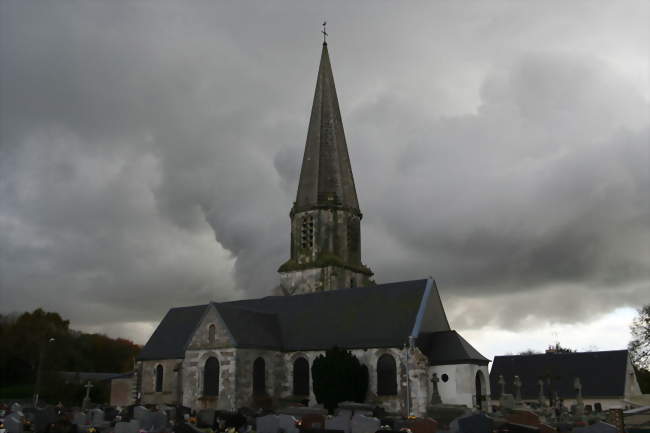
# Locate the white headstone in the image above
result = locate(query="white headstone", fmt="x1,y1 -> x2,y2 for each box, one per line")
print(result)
256,414 -> 279,433
277,415 -> 298,433
350,414 -> 380,433
326,414 -> 351,433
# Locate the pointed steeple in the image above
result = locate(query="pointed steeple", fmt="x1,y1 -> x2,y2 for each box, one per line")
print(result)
278,41 -> 373,295
294,42 -> 360,215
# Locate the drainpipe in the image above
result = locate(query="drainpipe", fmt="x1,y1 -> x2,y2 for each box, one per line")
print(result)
404,342 -> 410,417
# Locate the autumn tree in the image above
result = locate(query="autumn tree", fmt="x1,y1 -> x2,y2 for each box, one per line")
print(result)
629,304 -> 650,369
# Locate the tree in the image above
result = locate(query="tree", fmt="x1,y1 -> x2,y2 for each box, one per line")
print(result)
629,304 -> 650,369
311,347 -> 368,413
545,342 -> 575,353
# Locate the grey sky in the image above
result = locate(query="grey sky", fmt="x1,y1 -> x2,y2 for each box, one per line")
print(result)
1,1 -> 648,356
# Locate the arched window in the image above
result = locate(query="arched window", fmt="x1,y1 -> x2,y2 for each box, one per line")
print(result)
204,357 -> 220,396
253,357 -> 266,395
155,364 -> 163,392
377,354 -> 397,395
293,357 -> 309,396
208,324 -> 216,344
475,371 -> 486,410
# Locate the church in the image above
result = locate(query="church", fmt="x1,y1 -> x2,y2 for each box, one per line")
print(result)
135,41 -> 490,416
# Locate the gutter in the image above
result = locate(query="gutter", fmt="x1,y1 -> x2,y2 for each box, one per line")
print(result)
410,277 -> 434,339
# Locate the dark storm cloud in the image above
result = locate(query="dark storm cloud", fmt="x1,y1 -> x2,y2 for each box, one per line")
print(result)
0,0 -> 647,341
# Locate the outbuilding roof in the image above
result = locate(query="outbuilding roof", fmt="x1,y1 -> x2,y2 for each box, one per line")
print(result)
138,278 -> 485,364
489,350 -> 631,399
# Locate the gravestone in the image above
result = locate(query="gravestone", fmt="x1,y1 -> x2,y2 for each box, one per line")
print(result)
24,407 -> 53,433
333,409 -> 353,419
350,414 -> 380,433
495,423 -> 538,432
301,414 -> 326,430
325,414 -> 351,433
136,406 -> 157,430
426,405 -> 470,430
277,414 -> 298,433
430,374 -> 442,405
128,419 -> 140,433
133,406 -> 148,423
449,412 -> 494,433
594,403 -> 603,413
5,413 -> 24,433
10,403 -> 23,415
89,408 -> 104,426
72,412 -> 88,427
151,410 -> 168,431
573,421 -> 619,433
114,421 -> 131,433
197,409 -> 216,428
256,414 -> 279,433
505,409 -> 541,427
104,407 -> 118,422
395,417 -> 437,433
337,403 -> 374,417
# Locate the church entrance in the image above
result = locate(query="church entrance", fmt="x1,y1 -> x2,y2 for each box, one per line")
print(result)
475,371 -> 486,411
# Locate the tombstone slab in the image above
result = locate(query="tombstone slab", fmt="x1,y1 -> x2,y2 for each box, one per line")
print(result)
573,422 -> 619,433
256,414 -> 279,433
403,417 -> 437,433
114,421 -> 131,433
277,414 -> 298,433
449,413 -> 494,433
350,414 -> 380,433
301,414 -> 326,431
72,412 -> 88,427
5,413 -> 23,433
325,414 -> 351,433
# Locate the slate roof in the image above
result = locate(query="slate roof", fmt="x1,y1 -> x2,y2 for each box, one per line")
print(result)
489,350 -> 630,399
138,279 -> 477,361
137,304 -> 208,360
294,42 -> 359,213
417,330 -> 490,366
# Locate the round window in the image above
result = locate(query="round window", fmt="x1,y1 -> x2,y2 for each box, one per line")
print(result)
441,373 -> 449,382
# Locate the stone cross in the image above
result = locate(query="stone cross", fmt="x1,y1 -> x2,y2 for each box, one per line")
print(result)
498,374 -> 506,397
513,375 -> 522,403
82,381 -> 93,409
574,377 -> 584,416
430,373 -> 442,405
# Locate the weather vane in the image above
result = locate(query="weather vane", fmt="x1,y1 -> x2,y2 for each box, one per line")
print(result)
322,21 -> 328,43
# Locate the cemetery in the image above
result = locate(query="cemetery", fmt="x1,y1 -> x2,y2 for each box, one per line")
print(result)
1,375 -> 649,433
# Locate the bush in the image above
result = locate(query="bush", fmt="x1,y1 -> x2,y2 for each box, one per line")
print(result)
311,347 -> 368,413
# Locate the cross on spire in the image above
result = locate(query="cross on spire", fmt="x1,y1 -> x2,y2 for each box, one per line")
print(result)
322,21 -> 328,44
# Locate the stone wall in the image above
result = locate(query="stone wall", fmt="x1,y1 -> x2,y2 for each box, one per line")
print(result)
110,376 -> 135,407
182,304 -> 238,409
430,363 -> 491,410
140,358 -> 183,405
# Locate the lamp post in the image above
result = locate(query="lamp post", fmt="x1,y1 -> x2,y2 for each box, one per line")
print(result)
33,337 -> 55,407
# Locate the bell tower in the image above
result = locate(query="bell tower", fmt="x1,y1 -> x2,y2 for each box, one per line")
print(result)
278,41 -> 374,295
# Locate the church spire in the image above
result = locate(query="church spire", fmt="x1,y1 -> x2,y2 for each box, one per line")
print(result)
293,41 -> 360,215
278,41 -> 373,295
